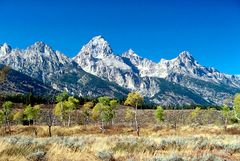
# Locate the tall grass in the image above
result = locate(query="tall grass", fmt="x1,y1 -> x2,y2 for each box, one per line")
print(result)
0,132 -> 239,161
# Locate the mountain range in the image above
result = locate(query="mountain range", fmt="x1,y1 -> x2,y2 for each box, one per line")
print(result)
1,36 -> 240,106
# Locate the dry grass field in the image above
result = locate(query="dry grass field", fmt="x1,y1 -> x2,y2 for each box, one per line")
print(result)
0,124 -> 239,161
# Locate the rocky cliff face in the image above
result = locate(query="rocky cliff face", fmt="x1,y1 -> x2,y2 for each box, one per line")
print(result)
1,36 -> 239,105
74,36 -> 141,90
0,42 -> 128,98
0,64 -> 53,96
74,36 -> 240,105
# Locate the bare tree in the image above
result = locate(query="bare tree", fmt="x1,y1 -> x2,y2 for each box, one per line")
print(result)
46,90 -> 57,137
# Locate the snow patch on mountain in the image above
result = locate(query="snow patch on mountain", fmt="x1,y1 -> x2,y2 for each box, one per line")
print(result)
0,43 -> 12,59
1,35 -> 240,106
74,36 -> 240,105
0,41 -> 73,82
74,36 -> 140,90
0,41 -> 128,98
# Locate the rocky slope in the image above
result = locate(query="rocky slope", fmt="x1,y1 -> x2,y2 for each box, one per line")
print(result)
0,42 -> 128,98
1,36 -> 239,106
74,36 -> 240,105
0,64 -> 53,96
73,36 -> 140,90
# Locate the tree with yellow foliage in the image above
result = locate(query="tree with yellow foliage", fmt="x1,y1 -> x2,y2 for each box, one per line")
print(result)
124,92 -> 143,135
233,93 -> 240,121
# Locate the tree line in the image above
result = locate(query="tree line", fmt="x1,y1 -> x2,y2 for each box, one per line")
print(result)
1,67 -> 240,137
0,91 -> 239,137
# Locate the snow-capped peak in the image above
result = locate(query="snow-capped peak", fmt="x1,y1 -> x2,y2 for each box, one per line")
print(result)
91,35 -> 106,42
1,38 -> 240,106
177,51 -> 194,61
0,43 -> 12,54
89,35 -> 109,48
27,41 -> 53,53
126,49 -> 138,57
77,35 -> 113,59
0,41 -> 75,84
122,49 -> 140,58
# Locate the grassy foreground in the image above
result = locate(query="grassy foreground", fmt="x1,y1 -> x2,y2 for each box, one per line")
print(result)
0,125 -> 239,161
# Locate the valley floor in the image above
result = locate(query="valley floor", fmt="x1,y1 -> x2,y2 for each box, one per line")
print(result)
0,125 -> 239,161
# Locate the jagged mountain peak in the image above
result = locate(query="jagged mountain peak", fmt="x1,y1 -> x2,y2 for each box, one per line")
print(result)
23,42 -> 73,65
34,41 -> 46,46
179,50 -> 191,56
177,51 -> 195,62
0,41 -> 74,81
122,49 -> 141,58
91,35 -> 105,41
1,38 -> 240,106
77,35 -> 113,59
158,51 -> 195,65
89,35 -> 109,48
89,35 -> 111,51
0,43 -> 12,54
168,51 -> 200,70
126,49 -> 136,55
27,41 -> 53,53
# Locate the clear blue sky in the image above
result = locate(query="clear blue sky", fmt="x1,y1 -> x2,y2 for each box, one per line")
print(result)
0,0 -> 240,74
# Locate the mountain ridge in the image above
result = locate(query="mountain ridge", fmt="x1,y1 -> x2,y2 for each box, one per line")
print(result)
1,36 -> 240,105
73,36 -> 240,105
0,41 -> 129,99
